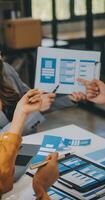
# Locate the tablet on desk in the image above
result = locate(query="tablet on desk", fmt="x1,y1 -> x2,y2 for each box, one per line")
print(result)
14,143 -> 40,181
58,154 -> 105,193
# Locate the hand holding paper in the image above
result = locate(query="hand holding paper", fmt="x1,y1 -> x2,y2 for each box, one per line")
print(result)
40,93 -> 56,112
69,78 -> 105,104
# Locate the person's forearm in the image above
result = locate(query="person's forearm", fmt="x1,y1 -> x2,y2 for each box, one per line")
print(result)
9,108 -> 27,136
36,191 -> 51,200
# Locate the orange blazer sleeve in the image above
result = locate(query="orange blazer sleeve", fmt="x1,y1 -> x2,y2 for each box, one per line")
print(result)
0,132 -> 21,194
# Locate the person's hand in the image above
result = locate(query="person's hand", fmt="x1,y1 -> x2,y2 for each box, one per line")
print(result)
68,78 -> 100,103
76,78 -> 105,104
15,89 -> 42,116
68,78 -> 90,102
84,79 -> 105,104
40,93 -> 56,112
0,99 -> 3,110
69,92 -> 86,102
9,90 -> 42,135
33,153 -> 59,198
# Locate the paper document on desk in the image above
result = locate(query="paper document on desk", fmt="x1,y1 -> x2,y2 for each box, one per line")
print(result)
34,187 -> 76,199
34,47 -> 101,94
31,135 -> 91,166
85,148 -> 105,168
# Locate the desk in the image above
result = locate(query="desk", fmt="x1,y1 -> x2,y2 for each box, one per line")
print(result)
2,123 -> 105,200
39,106 -> 105,138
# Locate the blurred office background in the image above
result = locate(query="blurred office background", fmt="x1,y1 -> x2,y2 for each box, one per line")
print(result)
0,0 -> 105,88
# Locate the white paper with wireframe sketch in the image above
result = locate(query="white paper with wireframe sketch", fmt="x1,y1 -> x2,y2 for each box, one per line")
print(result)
34,47 -> 101,94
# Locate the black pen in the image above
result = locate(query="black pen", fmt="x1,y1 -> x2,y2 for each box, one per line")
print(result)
26,171 -> 34,178
52,85 -> 59,93
95,61 -> 100,65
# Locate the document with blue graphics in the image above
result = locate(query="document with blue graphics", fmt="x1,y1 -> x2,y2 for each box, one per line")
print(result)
31,135 -> 91,166
34,47 -> 101,94
37,187 -> 76,199
85,148 -> 105,167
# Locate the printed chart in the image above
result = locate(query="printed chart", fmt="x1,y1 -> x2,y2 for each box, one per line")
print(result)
31,135 -> 91,165
40,58 -> 56,84
86,148 -> 105,167
60,59 -> 76,85
35,47 -> 101,94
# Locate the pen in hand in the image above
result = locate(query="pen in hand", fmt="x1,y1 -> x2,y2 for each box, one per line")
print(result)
30,153 -> 71,170
52,85 -> 59,93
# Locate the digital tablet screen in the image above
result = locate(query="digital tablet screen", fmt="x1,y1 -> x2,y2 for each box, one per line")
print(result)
59,155 -> 105,192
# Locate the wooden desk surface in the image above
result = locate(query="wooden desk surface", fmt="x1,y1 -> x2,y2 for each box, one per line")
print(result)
38,106 -> 105,138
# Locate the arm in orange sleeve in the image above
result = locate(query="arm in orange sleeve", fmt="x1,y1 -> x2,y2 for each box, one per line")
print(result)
0,132 -> 50,199
0,132 -> 21,194
0,90 -> 42,196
